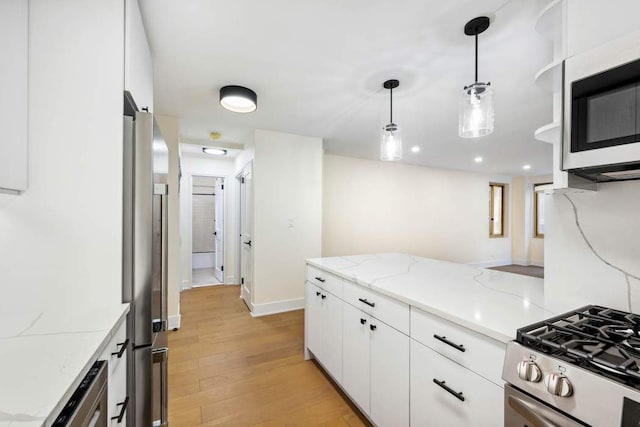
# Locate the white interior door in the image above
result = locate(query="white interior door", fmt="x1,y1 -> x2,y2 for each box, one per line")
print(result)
240,164 -> 253,305
214,177 -> 224,282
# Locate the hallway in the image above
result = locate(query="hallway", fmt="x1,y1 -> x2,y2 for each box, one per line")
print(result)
168,286 -> 367,426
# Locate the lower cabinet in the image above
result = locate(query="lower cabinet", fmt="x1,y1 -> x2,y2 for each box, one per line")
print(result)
306,282 -> 343,383
342,302 -> 409,427
99,319 -> 129,426
410,339 -> 503,427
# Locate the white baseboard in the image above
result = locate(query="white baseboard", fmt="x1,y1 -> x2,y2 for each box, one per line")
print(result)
251,297 -> 305,317
168,314 -> 181,330
512,258 -> 530,266
468,258 -> 512,268
181,279 -> 192,291
529,259 -> 544,267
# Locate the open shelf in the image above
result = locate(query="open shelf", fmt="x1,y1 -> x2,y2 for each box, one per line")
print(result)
535,60 -> 563,93
535,0 -> 563,41
534,122 -> 561,144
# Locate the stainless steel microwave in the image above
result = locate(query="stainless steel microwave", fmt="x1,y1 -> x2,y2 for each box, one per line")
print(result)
563,31 -> 640,181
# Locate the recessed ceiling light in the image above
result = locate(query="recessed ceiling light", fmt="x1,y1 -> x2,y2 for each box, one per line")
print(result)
203,147 -> 227,156
219,85 -> 257,113
411,146 -> 421,153
474,156 -> 483,163
523,164 -> 531,170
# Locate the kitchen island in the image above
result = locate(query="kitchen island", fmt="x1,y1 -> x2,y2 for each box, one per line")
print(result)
305,253 -> 566,427
0,303 -> 129,427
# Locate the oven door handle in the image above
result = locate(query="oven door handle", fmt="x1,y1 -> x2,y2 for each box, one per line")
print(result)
507,395 -> 557,427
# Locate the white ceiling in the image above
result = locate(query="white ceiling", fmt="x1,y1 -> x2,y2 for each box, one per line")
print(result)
140,0 -> 554,176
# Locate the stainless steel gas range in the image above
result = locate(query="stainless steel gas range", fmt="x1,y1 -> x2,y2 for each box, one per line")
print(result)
503,305 -> 640,426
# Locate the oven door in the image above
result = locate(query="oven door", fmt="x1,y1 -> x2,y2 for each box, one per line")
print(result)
505,385 -> 586,427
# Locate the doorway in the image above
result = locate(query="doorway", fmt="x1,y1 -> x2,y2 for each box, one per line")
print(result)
191,175 -> 225,286
238,163 -> 253,309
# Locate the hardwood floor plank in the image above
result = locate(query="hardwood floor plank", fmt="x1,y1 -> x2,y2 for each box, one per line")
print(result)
168,286 -> 368,426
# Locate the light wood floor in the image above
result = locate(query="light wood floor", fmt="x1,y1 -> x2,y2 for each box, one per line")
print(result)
168,285 -> 368,426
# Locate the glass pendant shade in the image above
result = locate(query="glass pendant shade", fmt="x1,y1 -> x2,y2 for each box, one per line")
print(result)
380,123 -> 402,161
458,82 -> 494,138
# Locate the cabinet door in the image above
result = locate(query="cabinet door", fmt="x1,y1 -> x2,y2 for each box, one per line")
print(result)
370,321 -> 409,427
342,303 -> 370,414
410,339 -> 503,427
0,0 -> 28,192
321,292 -> 343,384
305,282 -> 323,359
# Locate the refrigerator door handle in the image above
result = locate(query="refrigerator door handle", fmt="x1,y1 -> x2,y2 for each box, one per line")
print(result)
152,347 -> 168,427
161,192 -> 168,330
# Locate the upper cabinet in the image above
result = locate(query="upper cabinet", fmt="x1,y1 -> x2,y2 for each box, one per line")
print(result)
0,0 -> 28,193
125,0 -> 153,112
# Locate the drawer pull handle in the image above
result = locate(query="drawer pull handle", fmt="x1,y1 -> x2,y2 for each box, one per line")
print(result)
316,291 -> 321,297
111,396 -> 129,423
433,334 -> 465,352
360,318 -> 367,325
111,338 -> 129,358
321,294 -> 326,299
358,298 -> 375,308
315,277 -> 326,283
433,379 -> 465,402
370,324 -> 377,331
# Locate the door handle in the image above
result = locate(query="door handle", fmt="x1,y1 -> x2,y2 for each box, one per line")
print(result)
358,298 -> 375,308
360,318 -> 367,325
433,334 -> 466,352
152,348 -> 168,426
433,379 -> 465,402
243,240 -> 252,246
111,339 -> 129,358
111,396 -> 129,423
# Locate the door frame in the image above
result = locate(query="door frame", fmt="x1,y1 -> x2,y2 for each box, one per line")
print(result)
187,172 -> 226,286
237,161 -> 253,310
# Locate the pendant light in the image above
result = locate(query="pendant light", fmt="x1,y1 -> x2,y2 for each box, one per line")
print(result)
381,79 -> 402,161
219,85 -> 257,113
459,16 -> 494,139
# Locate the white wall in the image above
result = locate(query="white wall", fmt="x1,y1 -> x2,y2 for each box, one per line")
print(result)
511,175 -> 552,266
545,181 -> 640,313
322,154 -> 513,267
251,130 -> 323,310
0,0 -> 124,312
179,154 -> 238,287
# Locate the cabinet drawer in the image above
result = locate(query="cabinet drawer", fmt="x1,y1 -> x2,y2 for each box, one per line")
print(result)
411,308 -> 505,385
307,265 -> 343,298
343,280 -> 409,335
411,339 -> 503,427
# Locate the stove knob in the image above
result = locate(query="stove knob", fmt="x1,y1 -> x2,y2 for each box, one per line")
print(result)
544,372 -> 573,397
516,360 -> 542,382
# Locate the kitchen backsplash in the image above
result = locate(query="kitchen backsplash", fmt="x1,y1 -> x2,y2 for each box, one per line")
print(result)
545,180 -> 640,313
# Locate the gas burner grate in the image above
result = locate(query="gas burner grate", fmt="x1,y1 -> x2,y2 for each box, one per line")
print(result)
517,305 -> 640,387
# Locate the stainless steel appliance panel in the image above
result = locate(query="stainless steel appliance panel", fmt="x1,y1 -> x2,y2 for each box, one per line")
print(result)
152,335 -> 168,427
52,361 -> 108,427
505,384 -> 584,427
133,111 -> 154,346
152,187 -> 168,333
135,346 -> 153,427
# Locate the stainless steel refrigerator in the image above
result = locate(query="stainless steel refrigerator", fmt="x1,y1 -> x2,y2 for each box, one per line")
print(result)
123,92 -> 169,427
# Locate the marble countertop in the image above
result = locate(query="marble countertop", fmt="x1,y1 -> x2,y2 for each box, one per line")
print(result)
0,303 -> 129,427
307,253 -> 571,343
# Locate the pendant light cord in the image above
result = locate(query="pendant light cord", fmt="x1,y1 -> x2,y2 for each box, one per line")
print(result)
390,85 -> 393,124
475,33 -> 478,83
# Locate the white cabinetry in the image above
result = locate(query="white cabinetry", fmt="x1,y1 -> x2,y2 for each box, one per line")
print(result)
99,319 -> 129,425
305,282 -> 342,383
125,0 -> 153,111
0,0 -> 28,193
411,339 -> 503,427
369,318 -> 409,427
342,303 -> 371,413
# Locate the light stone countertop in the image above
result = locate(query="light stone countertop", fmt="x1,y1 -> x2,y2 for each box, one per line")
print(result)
307,253 -> 571,343
0,303 -> 129,427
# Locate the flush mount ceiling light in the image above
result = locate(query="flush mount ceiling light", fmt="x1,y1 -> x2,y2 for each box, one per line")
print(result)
203,147 -> 227,156
219,85 -> 257,113
411,146 -> 421,153
474,156 -> 483,163
523,164 -> 531,170
459,16 -> 494,139
380,79 -> 402,161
